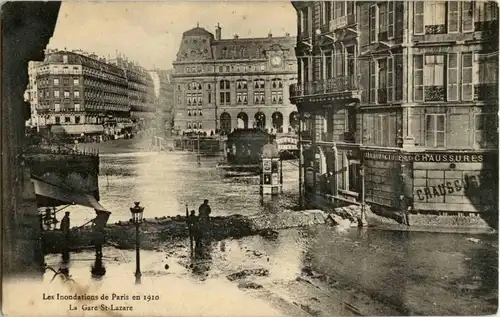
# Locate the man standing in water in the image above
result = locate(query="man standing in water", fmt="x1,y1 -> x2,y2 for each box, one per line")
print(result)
60,212 -> 70,261
197,200 -> 212,248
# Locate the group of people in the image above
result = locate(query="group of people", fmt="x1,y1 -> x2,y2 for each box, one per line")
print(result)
187,199 -> 212,250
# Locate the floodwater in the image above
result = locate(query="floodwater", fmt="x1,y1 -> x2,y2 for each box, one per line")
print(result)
68,150 -> 299,227
58,144 -> 498,316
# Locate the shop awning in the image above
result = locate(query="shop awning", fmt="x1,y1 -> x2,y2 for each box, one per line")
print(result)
32,178 -> 109,212
51,125 -> 104,135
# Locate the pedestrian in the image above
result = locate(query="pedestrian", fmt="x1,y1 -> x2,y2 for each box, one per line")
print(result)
187,210 -> 201,249
400,195 -> 410,226
60,212 -> 70,260
92,209 -> 110,258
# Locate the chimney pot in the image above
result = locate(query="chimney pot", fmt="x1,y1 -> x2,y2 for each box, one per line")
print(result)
268,32 -> 272,37
234,34 -> 239,39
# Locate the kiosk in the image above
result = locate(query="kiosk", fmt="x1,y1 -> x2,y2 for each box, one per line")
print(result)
260,144 -> 282,195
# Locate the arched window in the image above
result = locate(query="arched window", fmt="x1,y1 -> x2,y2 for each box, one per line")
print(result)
289,111 -> 299,133
219,80 -> 231,105
271,112 -> 284,133
237,112 -> 249,129
220,112 -> 231,134
254,112 -> 266,129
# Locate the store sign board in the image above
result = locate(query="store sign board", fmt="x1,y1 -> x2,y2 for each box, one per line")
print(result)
363,151 -> 491,163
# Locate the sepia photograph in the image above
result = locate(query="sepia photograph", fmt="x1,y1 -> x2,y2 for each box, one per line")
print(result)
1,1 -> 499,316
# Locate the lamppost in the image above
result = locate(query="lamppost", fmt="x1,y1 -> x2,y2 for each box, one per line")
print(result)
130,202 -> 144,284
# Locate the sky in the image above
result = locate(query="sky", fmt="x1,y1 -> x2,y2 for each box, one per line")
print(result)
47,1 -> 297,70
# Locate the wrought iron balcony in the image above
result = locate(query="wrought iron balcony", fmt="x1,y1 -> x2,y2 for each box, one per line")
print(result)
424,85 -> 445,101
425,24 -> 446,35
289,75 -> 362,101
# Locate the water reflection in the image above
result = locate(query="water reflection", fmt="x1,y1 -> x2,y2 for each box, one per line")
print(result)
91,255 -> 106,280
66,152 -> 299,227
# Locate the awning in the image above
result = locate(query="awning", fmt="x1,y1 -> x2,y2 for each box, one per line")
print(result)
51,125 -> 104,135
32,178 -> 109,212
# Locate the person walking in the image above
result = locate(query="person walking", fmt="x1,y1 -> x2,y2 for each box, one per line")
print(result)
92,210 -> 110,258
60,212 -> 70,260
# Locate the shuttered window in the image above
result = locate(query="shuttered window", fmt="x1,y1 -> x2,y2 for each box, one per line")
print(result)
388,1 -> 395,38
414,1 -> 425,34
462,1 -> 474,32
369,5 -> 378,43
414,55 -> 424,101
369,59 -> 377,103
387,57 -> 394,102
447,53 -> 459,101
448,1 -> 460,33
462,53 -> 473,100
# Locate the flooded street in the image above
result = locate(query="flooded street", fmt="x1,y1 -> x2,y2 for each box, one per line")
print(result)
54,146 -> 498,316
68,150 -> 299,227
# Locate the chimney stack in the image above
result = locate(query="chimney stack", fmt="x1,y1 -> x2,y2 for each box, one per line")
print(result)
215,23 -> 222,40
285,33 -> 290,37
268,32 -> 273,38
233,34 -> 239,39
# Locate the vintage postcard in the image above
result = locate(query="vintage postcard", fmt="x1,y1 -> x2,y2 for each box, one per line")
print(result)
1,1 -> 498,316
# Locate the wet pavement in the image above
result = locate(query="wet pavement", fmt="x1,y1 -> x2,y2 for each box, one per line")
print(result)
47,142 -> 498,316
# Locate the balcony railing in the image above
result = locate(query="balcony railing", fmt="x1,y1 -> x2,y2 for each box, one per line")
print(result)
290,75 -> 361,98
425,24 -> 446,35
424,85 -> 445,101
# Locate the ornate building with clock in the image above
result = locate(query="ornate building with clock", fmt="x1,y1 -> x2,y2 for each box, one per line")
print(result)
172,24 -> 298,135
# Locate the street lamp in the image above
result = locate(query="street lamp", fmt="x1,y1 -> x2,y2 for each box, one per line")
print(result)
359,166 -> 368,227
130,201 -> 144,284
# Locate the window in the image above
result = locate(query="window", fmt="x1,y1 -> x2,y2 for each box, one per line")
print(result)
74,103 -> 80,111
64,91 -> 70,98
63,55 -> 68,64
334,1 -> 345,19
425,114 -> 446,147
54,90 -> 60,98
474,114 -> 498,148
253,79 -> 266,105
324,52 -> 333,79
55,116 -> 60,124
236,92 -> 248,105
187,81 -> 203,107
379,3 -> 387,34
475,1 -> 498,30
75,116 -> 81,124
218,66 -> 223,72
424,2 -> 446,30
208,93 -> 212,104
369,5 -> 377,43
65,116 -> 71,123
414,55 -> 424,101
74,90 -> 80,98
54,103 -> 60,112
414,2 -> 424,34
325,1 -> 332,22
53,78 -> 59,85
219,80 -> 231,105
448,1 -> 460,33
63,79 -> 69,86
300,8 -> 310,35
73,78 -> 79,85
447,53 -> 458,101
424,55 -> 445,101
236,80 -> 247,90
369,59 -> 377,103
462,53 -> 473,101
271,91 -> 283,104
271,79 -> 282,89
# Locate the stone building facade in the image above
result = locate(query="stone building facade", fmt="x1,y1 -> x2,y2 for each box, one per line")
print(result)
172,24 -> 299,135
30,50 -> 156,137
290,1 -> 498,221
